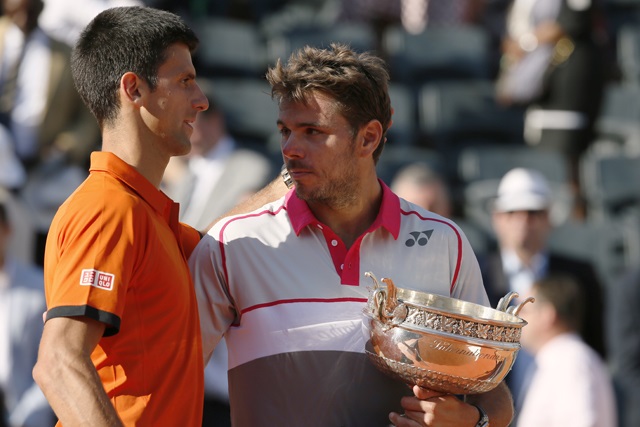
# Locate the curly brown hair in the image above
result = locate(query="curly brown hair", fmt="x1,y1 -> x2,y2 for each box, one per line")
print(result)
266,43 -> 391,164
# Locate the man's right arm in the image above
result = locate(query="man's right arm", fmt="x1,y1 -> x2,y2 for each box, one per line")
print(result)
202,174 -> 290,234
33,316 -> 124,426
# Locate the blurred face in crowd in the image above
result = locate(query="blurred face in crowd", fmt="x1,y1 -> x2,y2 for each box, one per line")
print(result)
492,208 -> 552,256
393,178 -> 451,217
189,108 -> 225,157
2,0 -> 43,34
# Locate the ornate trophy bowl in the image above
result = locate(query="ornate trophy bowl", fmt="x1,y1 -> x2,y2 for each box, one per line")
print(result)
363,272 -> 534,395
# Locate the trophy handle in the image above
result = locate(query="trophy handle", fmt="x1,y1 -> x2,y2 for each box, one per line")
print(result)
496,291 -> 519,312
508,297 -> 535,316
365,271 -> 381,289
381,277 -> 399,313
365,273 -> 402,327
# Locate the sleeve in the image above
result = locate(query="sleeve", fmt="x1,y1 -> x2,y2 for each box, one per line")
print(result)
189,229 -> 238,363
179,222 -> 202,259
45,195 -> 139,336
448,222 -> 490,307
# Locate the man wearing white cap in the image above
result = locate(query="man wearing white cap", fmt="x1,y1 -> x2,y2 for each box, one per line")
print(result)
479,167 -> 605,422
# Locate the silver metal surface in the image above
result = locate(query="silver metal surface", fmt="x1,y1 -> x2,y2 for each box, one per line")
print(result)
363,272 -> 534,394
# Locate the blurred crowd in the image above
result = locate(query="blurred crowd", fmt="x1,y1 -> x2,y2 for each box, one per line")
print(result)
1,0 -> 639,426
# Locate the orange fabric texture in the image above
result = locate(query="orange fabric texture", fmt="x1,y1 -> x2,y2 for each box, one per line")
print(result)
44,152 -> 203,426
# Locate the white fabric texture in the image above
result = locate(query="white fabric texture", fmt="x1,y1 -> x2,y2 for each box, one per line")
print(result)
517,333 -> 617,427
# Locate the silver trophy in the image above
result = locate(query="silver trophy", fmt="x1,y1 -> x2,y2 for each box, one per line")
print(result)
363,272 -> 534,394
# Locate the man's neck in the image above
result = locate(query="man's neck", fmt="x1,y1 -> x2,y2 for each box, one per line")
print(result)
514,247 -> 543,268
308,178 -> 382,250
102,128 -> 168,189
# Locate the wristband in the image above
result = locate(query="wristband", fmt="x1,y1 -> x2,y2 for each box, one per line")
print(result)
281,164 -> 294,189
472,404 -> 489,427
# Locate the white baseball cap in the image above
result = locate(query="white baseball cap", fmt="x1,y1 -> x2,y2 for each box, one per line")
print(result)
494,167 -> 552,212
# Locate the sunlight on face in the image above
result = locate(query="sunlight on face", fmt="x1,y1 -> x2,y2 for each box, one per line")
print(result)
279,92 -> 362,210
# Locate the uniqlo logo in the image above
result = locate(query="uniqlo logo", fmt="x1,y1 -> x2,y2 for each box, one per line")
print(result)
80,269 -> 115,291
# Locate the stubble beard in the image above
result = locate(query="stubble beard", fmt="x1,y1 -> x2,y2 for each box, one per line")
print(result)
296,160 -> 360,210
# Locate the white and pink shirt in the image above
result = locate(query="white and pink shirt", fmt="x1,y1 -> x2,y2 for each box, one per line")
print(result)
190,181 -> 487,426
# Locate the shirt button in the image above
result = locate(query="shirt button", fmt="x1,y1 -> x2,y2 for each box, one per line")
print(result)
340,264 -> 344,270
317,224 -> 323,229
331,239 -> 338,246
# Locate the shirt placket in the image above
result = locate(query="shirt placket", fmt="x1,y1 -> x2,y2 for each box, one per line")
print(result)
314,222 -> 363,286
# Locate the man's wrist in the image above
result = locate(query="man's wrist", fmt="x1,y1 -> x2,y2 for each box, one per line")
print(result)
472,404 -> 489,427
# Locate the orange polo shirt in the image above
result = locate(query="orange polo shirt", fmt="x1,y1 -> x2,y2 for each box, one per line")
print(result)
44,152 -> 203,426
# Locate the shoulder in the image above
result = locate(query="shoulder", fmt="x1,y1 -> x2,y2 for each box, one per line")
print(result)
398,199 -> 464,236
76,173 -> 145,210
541,335 -> 605,372
209,196 -> 287,239
54,174 -> 147,233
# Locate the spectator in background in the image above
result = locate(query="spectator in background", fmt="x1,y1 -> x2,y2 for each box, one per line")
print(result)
390,161 -> 452,217
163,82 -> 275,427
340,0 -> 485,32
0,132 -> 35,266
38,0 -> 143,47
0,0 -> 99,169
164,82 -> 275,231
496,0 -> 606,217
339,0 -> 485,53
479,167 -> 606,421
154,0 -> 288,23
0,190 -> 55,427
516,274 -> 617,427
1,0 -> 101,265
607,266 -> 640,427
0,127 -> 26,193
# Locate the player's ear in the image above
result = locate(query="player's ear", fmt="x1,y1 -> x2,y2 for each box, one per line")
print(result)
120,72 -> 145,105
358,119 -> 383,158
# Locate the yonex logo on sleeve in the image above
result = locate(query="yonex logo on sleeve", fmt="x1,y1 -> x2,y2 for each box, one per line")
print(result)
80,269 -> 115,291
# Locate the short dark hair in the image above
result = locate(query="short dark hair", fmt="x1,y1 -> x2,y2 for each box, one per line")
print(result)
534,274 -> 586,332
266,43 -> 391,164
71,6 -> 199,128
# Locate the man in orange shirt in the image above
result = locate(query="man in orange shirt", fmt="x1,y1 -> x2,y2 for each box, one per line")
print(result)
32,6 -> 234,426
